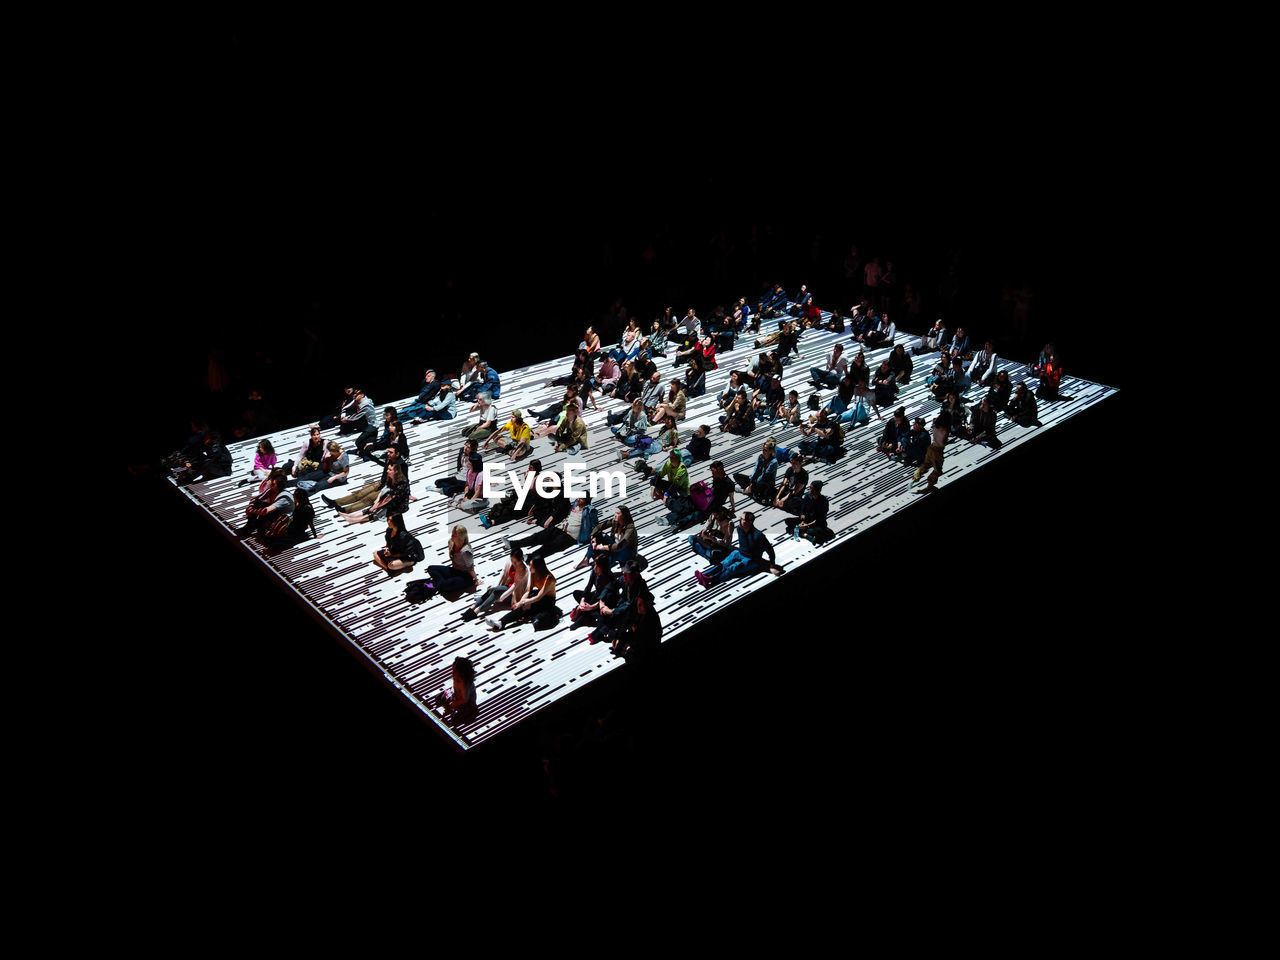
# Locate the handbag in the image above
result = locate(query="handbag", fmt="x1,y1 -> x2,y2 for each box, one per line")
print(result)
689,481 -> 713,511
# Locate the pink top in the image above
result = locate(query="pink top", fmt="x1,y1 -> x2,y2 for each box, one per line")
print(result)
253,452 -> 278,472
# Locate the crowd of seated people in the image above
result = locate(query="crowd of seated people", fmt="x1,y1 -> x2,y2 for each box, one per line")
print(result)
170,277 -> 1081,728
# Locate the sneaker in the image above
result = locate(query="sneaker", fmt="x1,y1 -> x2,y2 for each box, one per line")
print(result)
478,514 -> 491,528
694,570 -> 709,587
321,495 -> 337,509
586,632 -> 598,645
485,618 -> 501,631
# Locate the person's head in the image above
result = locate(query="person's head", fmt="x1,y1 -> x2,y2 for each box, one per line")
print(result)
386,445 -> 401,463
833,343 -> 843,357
997,370 -> 1011,386
623,558 -> 644,585
326,440 -> 342,457
952,357 -> 964,371
578,493 -> 591,508
593,554 -> 611,577
894,344 -> 905,356
650,370 -> 661,384
713,505 -> 731,522
947,390 -> 959,406
528,459 -> 542,474
450,525 -> 470,550
267,467 -> 287,490
453,656 -> 475,685
664,413 -> 676,430
697,424 -> 709,438
585,325 -> 595,337
740,511 -> 756,530
1015,383 -> 1027,397
309,425 -> 321,439
510,544 -> 525,564
565,402 -> 578,419
387,512 -> 403,536
353,387 -> 365,400
615,505 -> 634,529
463,438 -> 477,455
468,452 -> 483,472
894,406 -> 906,424
912,417 -> 925,431
669,449 -> 681,467
389,462 -> 406,484
424,369 -> 435,382
789,390 -> 799,403
631,398 -> 643,413
389,419 -> 403,438
711,459 -> 725,478
763,437 -> 776,457
259,438 -> 275,455
477,392 -> 491,406
530,556 -> 550,579
810,480 -> 823,497
383,406 -> 396,423
790,452 -> 803,468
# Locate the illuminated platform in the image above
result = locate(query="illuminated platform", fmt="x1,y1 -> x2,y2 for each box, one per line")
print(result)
171,318 -> 1116,750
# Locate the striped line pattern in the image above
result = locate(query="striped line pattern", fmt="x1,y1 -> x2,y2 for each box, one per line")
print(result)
172,316 -> 1118,750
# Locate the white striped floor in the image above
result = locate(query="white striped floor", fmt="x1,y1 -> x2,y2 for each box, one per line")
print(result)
171,317 -> 1118,750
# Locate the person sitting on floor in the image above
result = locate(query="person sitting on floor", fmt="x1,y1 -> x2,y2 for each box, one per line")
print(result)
871,359 -> 898,408
1007,382 -> 1040,427
339,387 -> 376,437
237,438 -> 277,487
324,444 -> 406,513
734,437 -> 779,505
774,389 -> 801,426
649,448 -> 690,504
1036,352 -> 1064,401
339,460 -> 410,524
783,480 -> 833,544
172,430 -> 233,486
485,409 -> 532,462
889,344 -> 913,385
463,545 -> 529,622
367,418 -> 410,468
607,397 -> 644,443
414,382 -> 457,423
773,452 -> 809,515
424,524 -> 480,597
530,386 -> 579,438
459,394 -> 499,444
876,407 -> 910,459
453,452 -> 489,514
913,317 -> 949,356
810,343 -> 848,389
688,505 -> 735,565
296,440 -> 351,494
753,373 -> 784,421
568,555 -> 623,630
865,312 -> 896,348
686,423 -> 713,462
719,392 -> 755,436
967,341 -> 999,387
693,511 -> 781,587
552,402 -> 589,455
372,512 -> 425,574
458,361 -> 501,402
291,426 -> 324,479
509,493 -> 596,559
594,354 -> 622,393
719,371 -> 749,410
577,506 -> 639,569
798,408 -> 845,462
787,284 -> 813,317
652,379 -> 688,424
399,369 -> 440,421
435,439 -> 477,496
431,656 -> 478,725
967,395 -> 1003,449
986,370 -> 1013,411
238,468 -> 294,537
488,556 -> 558,631
897,417 -> 930,466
